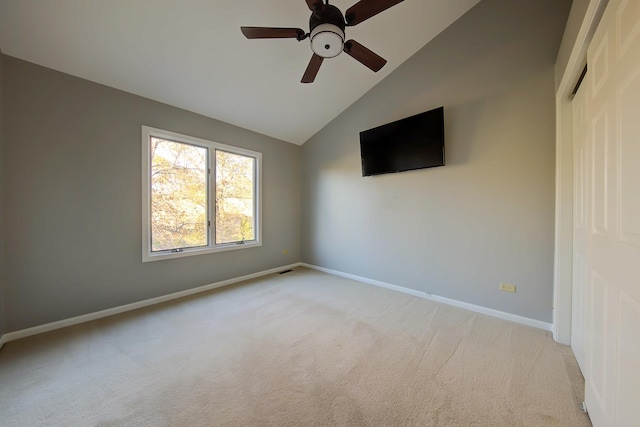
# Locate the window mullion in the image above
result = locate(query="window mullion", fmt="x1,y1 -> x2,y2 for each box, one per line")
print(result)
210,148 -> 215,248
254,157 -> 258,242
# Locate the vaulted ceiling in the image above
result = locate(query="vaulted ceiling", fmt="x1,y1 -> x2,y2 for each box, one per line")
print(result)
0,0 -> 481,144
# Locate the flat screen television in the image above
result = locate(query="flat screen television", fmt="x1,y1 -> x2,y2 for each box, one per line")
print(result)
359,106 -> 445,177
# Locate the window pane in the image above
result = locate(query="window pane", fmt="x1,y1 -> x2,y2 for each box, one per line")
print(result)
150,137 -> 208,251
215,150 -> 255,244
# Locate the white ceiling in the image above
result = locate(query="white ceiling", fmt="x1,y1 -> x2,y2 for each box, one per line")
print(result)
0,0 -> 480,145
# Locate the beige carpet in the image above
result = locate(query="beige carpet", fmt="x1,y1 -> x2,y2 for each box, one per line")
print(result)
0,267 -> 591,426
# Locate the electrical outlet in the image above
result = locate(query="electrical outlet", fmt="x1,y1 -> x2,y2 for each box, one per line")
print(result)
500,283 -> 516,293
282,249 -> 289,255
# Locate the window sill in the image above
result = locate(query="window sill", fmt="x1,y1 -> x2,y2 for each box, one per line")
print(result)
142,241 -> 261,262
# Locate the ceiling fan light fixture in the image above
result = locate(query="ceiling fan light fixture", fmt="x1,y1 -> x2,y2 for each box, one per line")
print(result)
310,23 -> 345,58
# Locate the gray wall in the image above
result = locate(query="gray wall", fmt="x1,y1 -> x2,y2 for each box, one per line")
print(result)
0,51 -> 6,337
2,56 -> 301,331
301,0 -> 572,323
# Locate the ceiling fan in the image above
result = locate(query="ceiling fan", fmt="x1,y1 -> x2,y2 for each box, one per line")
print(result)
241,0 -> 405,83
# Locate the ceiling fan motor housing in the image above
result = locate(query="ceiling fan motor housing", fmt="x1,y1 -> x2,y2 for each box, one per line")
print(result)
309,4 -> 346,58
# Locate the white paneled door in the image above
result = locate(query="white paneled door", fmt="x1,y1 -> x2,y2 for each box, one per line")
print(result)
579,0 -> 640,425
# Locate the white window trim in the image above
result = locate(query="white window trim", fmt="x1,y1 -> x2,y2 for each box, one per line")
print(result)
141,125 -> 262,262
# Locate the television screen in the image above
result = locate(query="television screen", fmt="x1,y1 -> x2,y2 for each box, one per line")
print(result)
359,106 -> 445,177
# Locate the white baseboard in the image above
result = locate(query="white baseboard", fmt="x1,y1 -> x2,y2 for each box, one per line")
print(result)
2,263 -> 303,344
301,263 -> 552,332
1,262 -> 551,346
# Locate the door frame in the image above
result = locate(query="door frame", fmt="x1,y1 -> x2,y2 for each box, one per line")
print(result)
553,0 -> 608,344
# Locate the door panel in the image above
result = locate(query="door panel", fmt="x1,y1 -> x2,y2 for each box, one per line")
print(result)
586,271 -> 611,420
590,106 -> 610,235
615,291 -> 640,425
618,68 -> 640,246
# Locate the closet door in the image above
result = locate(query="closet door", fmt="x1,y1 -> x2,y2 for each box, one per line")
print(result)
581,0 -> 640,425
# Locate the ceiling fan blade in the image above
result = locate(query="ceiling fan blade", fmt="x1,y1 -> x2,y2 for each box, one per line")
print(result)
345,0 -> 404,26
344,40 -> 387,72
305,0 -> 324,13
241,27 -> 305,39
301,54 -> 324,83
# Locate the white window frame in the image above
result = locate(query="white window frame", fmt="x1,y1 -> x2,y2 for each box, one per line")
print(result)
141,126 -> 262,262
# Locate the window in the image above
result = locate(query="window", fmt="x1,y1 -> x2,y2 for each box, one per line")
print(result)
142,126 -> 261,261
